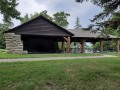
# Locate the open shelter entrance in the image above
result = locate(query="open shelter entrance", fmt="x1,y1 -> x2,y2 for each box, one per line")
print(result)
21,35 -> 63,53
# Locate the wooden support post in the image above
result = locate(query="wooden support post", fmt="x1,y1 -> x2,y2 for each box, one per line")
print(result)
61,41 -> 64,51
116,39 -> 119,52
66,37 -> 70,53
81,39 -> 85,53
92,42 -> 96,53
100,39 -> 104,53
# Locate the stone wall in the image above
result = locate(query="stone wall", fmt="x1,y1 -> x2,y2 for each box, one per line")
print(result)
5,33 -> 27,54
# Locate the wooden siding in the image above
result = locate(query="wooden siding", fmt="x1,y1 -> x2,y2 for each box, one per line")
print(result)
6,16 -> 73,36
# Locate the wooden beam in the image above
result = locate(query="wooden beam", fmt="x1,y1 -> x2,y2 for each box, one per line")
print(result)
63,37 -> 67,41
81,39 -> 85,53
66,37 -> 70,53
116,39 -> 119,52
100,39 -> 104,53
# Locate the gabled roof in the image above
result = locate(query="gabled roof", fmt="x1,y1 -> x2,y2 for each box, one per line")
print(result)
68,29 -> 119,39
5,16 -> 74,36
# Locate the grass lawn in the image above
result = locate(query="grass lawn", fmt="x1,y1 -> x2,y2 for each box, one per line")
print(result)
0,49 -> 100,59
0,54 -> 120,90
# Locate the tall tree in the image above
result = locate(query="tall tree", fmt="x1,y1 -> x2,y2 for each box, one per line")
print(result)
75,17 -> 81,29
0,0 -> 21,23
76,0 -> 120,33
103,12 -> 120,36
53,12 -> 70,28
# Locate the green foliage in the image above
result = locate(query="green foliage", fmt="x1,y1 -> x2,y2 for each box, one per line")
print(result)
21,10 -> 70,28
95,41 -> 116,52
0,0 -> 21,48
53,12 -> 70,28
103,12 -> 120,36
75,17 -> 81,29
20,14 -> 29,24
76,0 -> 120,20
76,0 -> 120,51
39,10 -> 53,21
76,0 -> 120,34
21,10 -> 53,24
0,0 -> 21,23
0,23 -> 12,49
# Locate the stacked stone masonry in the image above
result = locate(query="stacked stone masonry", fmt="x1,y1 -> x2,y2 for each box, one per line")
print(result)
5,33 -> 27,54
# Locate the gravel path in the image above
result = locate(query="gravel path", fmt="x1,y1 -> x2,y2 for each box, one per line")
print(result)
0,55 -> 117,63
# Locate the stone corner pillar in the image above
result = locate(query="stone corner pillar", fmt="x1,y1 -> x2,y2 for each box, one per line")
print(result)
5,33 -> 28,54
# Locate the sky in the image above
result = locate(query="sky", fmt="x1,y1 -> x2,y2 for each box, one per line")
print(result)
0,0 -> 102,29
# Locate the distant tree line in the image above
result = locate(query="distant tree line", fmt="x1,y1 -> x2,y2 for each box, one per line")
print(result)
21,10 -> 70,29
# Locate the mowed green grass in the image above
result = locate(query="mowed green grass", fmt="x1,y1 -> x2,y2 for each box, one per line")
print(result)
0,54 -> 120,90
0,50 -> 100,59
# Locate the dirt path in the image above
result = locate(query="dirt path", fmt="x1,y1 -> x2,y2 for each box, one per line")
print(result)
0,55 -> 117,62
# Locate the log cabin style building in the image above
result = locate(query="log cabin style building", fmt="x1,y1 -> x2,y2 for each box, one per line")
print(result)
5,16 -> 120,54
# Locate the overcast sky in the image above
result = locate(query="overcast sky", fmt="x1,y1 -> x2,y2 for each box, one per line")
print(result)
0,0 -> 102,29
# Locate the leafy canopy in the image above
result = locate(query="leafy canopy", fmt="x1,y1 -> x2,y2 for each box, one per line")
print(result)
21,10 -> 70,28
53,12 -> 70,28
0,0 -> 21,23
76,0 -> 120,35
21,10 -> 53,24
0,22 -> 13,48
75,17 -> 81,29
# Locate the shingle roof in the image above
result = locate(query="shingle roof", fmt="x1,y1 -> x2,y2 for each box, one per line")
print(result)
67,29 -> 119,39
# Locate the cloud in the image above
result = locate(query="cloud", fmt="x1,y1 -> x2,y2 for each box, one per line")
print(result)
27,0 -> 102,28
0,0 -> 102,28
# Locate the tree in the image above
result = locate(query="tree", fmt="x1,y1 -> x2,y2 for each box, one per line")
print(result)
76,0 -> 120,20
39,10 -> 53,21
0,0 -> 21,23
21,10 -> 53,24
76,0 -> 120,33
0,0 -> 20,48
21,11 -> 70,28
0,22 -> 13,48
53,12 -> 70,28
75,17 -> 81,29
21,14 -> 29,24
103,12 -> 120,36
